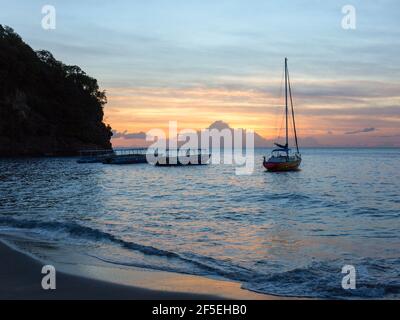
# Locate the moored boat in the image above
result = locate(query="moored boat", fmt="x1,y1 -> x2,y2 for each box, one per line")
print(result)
263,149 -> 301,172
153,149 -> 211,166
263,58 -> 302,172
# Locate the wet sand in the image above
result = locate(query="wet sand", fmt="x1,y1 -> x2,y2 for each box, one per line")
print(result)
0,241 -> 221,300
0,240 -> 279,300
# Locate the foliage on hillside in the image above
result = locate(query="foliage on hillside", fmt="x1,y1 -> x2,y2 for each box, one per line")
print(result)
0,25 -> 112,156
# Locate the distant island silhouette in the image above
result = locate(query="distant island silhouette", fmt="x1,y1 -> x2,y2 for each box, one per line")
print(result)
111,120 -> 276,148
0,25 -> 112,156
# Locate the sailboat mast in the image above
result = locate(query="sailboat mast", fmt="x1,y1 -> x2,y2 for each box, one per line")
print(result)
285,57 -> 288,149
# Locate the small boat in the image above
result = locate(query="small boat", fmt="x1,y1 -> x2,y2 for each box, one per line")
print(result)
154,149 -> 211,166
263,58 -> 301,172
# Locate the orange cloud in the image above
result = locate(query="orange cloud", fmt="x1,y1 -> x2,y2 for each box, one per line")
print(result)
104,81 -> 400,147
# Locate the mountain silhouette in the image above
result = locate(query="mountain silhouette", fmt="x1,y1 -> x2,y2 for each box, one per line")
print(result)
207,121 -> 270,148
112,120 -> 271,148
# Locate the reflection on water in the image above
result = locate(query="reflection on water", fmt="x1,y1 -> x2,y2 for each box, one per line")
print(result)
0,148 -> 399,298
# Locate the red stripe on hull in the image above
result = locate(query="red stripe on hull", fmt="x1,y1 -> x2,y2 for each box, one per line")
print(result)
263,159 -> 301,172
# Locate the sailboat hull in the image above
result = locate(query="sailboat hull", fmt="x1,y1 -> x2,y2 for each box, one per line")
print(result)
263,158 -> 301,172
263,58 -> 302,172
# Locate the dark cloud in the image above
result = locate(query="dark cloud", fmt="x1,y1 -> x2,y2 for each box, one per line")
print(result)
345,128 -> 377,135
112,130 -> 146,139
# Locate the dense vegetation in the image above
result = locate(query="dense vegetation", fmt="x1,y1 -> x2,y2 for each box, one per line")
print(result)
0,25 -> 112,156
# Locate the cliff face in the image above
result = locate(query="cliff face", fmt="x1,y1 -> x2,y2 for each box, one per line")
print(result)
0,25 -> 112,156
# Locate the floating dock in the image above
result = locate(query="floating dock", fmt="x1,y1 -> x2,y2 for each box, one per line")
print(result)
102,148 -> 147,164
77,149 -> 115,163
78,148 -> 211,166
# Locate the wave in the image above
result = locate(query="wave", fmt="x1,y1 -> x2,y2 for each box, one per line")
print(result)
243,259 -> 400,299
0,216 -> 254,281
1,216 -> 399,298
0,216 -> 179,259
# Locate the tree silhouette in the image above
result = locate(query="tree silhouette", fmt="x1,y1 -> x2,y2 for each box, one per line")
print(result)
0,25 -> 113,156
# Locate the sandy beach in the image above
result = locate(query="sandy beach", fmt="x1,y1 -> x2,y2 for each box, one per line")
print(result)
0,240 -> 217,299
0,239 -> 278,300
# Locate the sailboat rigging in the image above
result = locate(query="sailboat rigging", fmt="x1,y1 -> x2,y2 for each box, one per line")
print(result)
263,58 -> 301,172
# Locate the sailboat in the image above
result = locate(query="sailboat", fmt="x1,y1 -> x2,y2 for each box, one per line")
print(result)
263,58 -> 301,172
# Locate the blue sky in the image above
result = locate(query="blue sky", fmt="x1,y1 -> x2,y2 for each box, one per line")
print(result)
1,0 -> 399,146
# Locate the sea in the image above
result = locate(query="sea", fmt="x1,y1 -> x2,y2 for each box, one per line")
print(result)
0,148 -> 399,298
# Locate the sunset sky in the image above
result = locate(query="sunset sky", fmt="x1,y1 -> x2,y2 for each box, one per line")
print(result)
1,0 -> 399,146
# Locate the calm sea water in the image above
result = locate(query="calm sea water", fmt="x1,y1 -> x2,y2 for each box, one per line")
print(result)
0,148 -> 399,298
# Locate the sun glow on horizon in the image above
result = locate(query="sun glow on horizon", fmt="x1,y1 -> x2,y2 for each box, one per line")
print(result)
105,80 -> 400,148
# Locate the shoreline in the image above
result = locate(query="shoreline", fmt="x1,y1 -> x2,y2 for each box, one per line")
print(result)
0,238 -> 281,300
